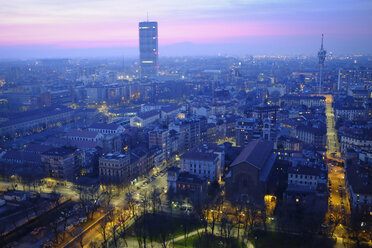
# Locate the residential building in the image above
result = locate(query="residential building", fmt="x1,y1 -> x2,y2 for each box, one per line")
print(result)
99,153 -> 130,184
41,147 -> 82,181
339,127 -> 372,155
345,152 -> 372,212
294,125 -> 327,148
130,110 -> 160,127
180,149 -> 221,182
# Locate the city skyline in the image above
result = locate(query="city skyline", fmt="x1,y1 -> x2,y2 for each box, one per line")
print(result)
0,0 -> 372,58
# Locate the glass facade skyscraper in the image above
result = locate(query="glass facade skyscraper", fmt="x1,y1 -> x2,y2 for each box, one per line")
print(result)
139,21 -> 158,78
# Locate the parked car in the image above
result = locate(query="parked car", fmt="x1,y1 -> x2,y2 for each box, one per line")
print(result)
31,227 -> 46,236
79,217 -> 87,223
66,224 -> 74,232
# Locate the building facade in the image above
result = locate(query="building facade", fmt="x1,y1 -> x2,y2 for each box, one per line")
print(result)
139,21 -> 158,78
99,153 -> 130,184
41,147 -> 82,181
180,150 -> 221,182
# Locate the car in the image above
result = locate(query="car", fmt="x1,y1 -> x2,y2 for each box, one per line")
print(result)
66,224 -> 74,232
79,217 -> 87,223
31,227 -> 46,236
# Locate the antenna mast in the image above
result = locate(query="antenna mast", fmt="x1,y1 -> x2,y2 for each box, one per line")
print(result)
317,34 -> 327,95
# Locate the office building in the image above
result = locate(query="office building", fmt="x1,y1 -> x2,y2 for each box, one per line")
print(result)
139,21 -> 158,78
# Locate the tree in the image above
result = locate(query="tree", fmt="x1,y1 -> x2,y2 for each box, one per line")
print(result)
166,188 -> 176,215
134,216 -> 145,248
207,195 -> 224,235
348,209 -> 363,247
77,185 -> 105,219
124,192 -> 136,217
78,234 -> 85,248
111,224 -> 119,248
97,211 -> 113,248
50,220 -> 60,244
150,188 -> 161,214
233,201 -> 244,240
328,206 -> 344,237
260,204 -> 267,232
61,211 -> 69,241
182,216 -> 191,247
141,191 -> 149,216
101,184 -> 116,208
193,198 -> 208,236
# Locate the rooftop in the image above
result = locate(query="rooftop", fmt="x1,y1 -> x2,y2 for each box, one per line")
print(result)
89,122 -> 122,130
230,139 -> 273,169
42,147 -> 77,157
66,129 -> 101,138
180,151 -> 218,162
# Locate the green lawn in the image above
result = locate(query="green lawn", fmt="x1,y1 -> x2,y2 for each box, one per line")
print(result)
174,234 -> 199,248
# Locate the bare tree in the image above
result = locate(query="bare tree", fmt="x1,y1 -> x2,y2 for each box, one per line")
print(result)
124,192 -> 136,217
207,195 -> 224,235
260,203 -> 267,232
348,209 -> 363,247
78,234 -> 85,248
57,210 -> 70,242
150,188 -> 161,214
134,216 -> 145,248
111,224 -> 119,248
97,212 -> 113,248
141,191 -> 149,216
182,217 -> 191,247
77,185 -> 105,219
50,220 -> 60,244
166,188 -> 176,215
233,201 -> 244,240
101,184 -> 116,208
242,201 -> 259,240
328,206 -> 344,237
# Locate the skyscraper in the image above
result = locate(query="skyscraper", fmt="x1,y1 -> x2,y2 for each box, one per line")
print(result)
139,21 -> 158,79
317,34 -> 326,94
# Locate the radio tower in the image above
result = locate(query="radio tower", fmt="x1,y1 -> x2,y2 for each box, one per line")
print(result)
317,34 -> 327,95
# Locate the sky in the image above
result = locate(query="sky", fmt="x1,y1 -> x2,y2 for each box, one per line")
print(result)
0,0 -> 371,58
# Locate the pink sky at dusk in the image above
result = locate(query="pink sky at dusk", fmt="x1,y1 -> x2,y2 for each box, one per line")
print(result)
0,0 -> 371,56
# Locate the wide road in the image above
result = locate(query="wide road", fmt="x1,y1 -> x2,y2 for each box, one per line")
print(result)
323,94 -> 349,241
324,94 -> 341,158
